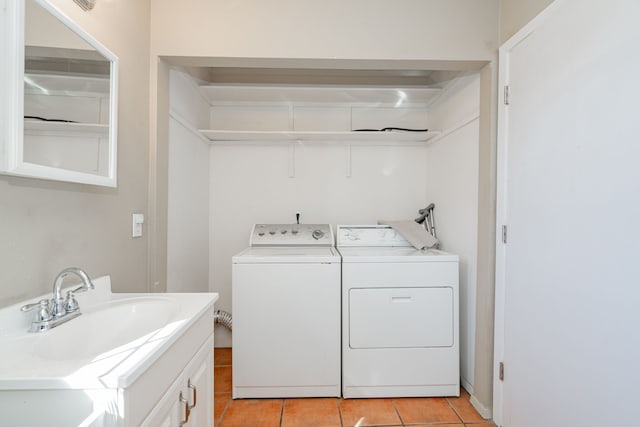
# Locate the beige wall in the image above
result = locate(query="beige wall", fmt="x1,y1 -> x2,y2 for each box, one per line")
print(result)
151,0 -> 499,61
500,0 -> 554,42
0,0 -> 150,307
472,62 -> 498,417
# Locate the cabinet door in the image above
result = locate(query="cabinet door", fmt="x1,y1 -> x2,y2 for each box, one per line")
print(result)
150,406 -> 179,427
140,336 -> 213,427
139,374 -> 183,427
181,339 -> 214,427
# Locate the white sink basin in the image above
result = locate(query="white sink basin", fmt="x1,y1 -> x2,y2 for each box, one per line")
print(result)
35,296 -> 179,361
0,276 -> 217,390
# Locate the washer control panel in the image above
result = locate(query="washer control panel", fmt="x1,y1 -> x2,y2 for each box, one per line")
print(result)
250,224 -> 334,246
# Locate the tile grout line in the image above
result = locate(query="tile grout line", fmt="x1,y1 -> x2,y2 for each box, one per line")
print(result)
444,394 -> 465,425
279,398 -> 285,427
390,399 -> 407,427
337,398 -> 345,427
216,395 -> 231,427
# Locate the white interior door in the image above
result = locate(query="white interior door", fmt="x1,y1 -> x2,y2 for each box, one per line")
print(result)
494,1 -> 640,426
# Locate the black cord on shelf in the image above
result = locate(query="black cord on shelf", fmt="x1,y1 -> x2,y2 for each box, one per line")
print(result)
352,127 -> 429,132
24,115 -> 78,123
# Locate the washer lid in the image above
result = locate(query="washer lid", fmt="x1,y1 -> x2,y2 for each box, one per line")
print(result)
338,246 -> 458,263
233,246 -> 340,264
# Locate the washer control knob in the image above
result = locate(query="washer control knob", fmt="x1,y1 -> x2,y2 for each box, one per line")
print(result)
269,231 -> 276,235
312,229 -> 324,240
292,229 -> 299,235
258,232 -> 265,236
281,230 -> 287,234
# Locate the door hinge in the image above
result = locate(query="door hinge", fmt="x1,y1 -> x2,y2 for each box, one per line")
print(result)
502,225 -> 508,244
499,362 -> 505,381
503,85 -> 510,105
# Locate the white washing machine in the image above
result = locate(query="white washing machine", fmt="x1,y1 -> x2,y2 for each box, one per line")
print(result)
337,225 -> 460,398
232,224 -> 341,398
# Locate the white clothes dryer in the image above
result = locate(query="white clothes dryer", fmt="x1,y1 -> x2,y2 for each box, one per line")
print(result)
337,225 -> 460,398
232,224 -> 341,398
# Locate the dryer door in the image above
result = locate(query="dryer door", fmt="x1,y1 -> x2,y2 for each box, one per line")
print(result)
349,287 -> 454,349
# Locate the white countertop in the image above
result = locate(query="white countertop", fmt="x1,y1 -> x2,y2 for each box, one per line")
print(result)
0,276 -> 218,390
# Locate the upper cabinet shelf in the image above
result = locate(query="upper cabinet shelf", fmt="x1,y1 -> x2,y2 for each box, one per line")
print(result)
194,83 -> 441,144
24,119 -> 109,135
24,73 -> 110,95
199,84 -> 442,106
199,129 -> 440,143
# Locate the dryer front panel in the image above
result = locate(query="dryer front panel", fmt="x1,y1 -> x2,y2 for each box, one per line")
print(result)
349,287 -> 454,349
341,258 -> 460,397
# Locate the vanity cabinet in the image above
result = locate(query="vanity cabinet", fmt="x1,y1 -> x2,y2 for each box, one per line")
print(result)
0,276 -> 217,427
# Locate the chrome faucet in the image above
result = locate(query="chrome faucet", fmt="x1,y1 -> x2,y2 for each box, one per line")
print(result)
20,267 -> 95,332
51,267 -> 95,317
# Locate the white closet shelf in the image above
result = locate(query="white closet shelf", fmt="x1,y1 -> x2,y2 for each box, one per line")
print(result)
199,129 -> 440,143
200,84 -> 442,105
24,120 -> 108,135
24,73 -> 110,95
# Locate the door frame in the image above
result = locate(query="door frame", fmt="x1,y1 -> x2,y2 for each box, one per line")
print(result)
492,1 -> 561,425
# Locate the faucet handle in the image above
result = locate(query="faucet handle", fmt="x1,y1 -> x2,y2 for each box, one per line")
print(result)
20,299 -> 52,322
64,290 -> 80,313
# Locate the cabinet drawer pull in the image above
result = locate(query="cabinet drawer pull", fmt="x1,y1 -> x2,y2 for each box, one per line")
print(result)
188,378 -> 197,409
391,296 -> 412,303
179,390 -> 190,426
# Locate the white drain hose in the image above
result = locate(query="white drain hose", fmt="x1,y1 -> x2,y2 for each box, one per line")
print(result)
214,309 -> 232,331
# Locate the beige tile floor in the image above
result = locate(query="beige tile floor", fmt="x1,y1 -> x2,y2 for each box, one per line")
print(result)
214,348 -> 495,427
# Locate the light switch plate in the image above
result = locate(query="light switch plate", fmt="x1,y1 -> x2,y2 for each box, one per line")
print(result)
132,213 -> 144,238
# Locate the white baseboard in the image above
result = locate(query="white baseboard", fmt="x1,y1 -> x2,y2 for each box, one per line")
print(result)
470,393 -> 493,420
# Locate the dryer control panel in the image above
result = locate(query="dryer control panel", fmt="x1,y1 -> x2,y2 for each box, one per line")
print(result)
336,225 -> 412,247
250,224 -> 334,246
